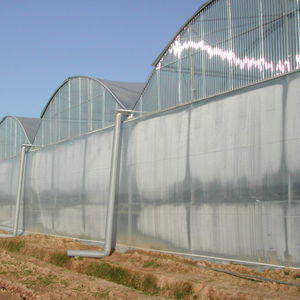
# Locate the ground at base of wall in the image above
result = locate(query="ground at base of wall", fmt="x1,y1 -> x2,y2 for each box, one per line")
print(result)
0,231 -> 299,299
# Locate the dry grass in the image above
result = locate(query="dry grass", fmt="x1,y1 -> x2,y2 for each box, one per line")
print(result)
0,233 -> 299,300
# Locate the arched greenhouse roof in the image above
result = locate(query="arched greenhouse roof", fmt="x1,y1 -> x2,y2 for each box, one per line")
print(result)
135,0 -> 300,114
152,0 -> 214,67
0,116 -> 40,161
0,116 -> 40,144
97,79 -> 146,110
40,76 -> 145,118
35,76 -> 145,147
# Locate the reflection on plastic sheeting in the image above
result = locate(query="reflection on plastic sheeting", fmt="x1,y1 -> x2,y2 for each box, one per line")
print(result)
35,204 -> 107,240
190,84 -> 283,185
129,111 -> 188,202
0,157 -> 19,228
137,205 -> 189,249
190,202 -> 295,264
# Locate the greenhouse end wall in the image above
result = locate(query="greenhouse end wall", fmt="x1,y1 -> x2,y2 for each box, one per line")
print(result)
0,71 -> 300,267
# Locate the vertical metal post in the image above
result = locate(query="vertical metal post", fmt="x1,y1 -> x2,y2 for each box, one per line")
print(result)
288,173 -> 294,203
127,170 -> 133,242
102,111 -> 122,253
68,110 -> 130,258
89,80 -> 93,132
102,88 -> 106,128
157,69 -> 161,110
227,0 -> 233,90
68,80 -> 71,138
189,27 -> 195,100
178,54 -> 182,105
79,78 -> 82,135
13,144 -> 31,237
297,0 -> 300,59
201,14 -> 206,99
259,0 -> 265,80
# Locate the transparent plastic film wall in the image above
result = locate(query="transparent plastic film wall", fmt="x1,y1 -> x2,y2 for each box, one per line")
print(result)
19,72 -> 300,267
119,72 -> 300,267
23,128 -> 113,240
0,156 -> 19,228
136,0 -> 300,113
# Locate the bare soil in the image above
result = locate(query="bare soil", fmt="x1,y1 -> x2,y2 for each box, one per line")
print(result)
0,231 -> 299,299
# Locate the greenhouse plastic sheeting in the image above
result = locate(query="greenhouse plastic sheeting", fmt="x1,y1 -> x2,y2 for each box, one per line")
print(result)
0,71 -> 300,267
0,156 -> 19,228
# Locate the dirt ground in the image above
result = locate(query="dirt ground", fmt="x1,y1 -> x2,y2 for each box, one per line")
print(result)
0,232 -> 299,299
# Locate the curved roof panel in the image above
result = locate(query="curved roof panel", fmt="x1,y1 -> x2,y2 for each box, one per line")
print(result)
35,76 -> 145,147
0,116 -> 40,144
136,0 -> 300,115
99,79 -> 145,109
0,116 -> 40,161
41,76 -> 145,118
152,0 -> 214,67
13,117 -> 41,143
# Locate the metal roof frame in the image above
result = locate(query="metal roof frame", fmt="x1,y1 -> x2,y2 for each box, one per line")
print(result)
152,0 -> 215,66
40,76 -> 145,118
0,116 -> 40,144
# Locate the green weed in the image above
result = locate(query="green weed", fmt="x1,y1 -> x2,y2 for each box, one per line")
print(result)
141,275 -> 159,294
0,271 -> 8,275
143,260 -> 160,268
174,282 -> 194,299
93,289 -> 110,299
87,262 -> 130,284
23,269 -> 33,276
25,274 -> 56,287
36,274 -> 56,286
60,280 -> 69,287
6,240 -> 25,252
86,262 -> 159,295
50,252 -> 70,267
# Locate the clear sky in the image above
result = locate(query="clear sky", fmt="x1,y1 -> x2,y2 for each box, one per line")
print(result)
0,0 -> 206,120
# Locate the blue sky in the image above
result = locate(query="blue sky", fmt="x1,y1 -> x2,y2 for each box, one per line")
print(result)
0,0 -> 205,119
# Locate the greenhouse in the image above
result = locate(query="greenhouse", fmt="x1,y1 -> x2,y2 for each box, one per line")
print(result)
0,0 -> 300,268
136,0 -> 300,113
0,116 -> 40,161
34,76 -> 145,146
